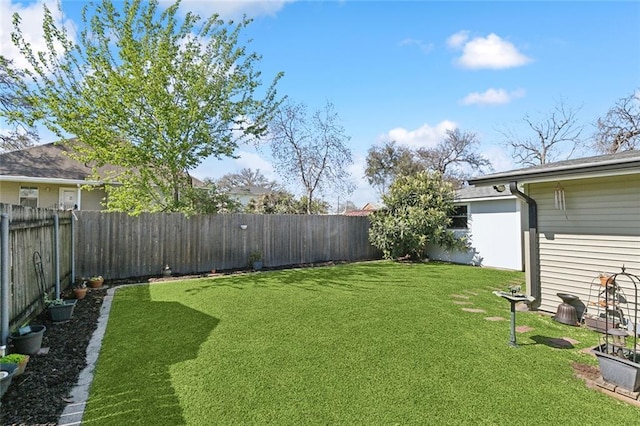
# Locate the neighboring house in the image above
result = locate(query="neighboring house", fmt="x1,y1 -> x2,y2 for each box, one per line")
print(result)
427,185 -> 524,271
0,141 -> 205,211
0,142 -> 111,210
343,202 -> 381,217
468,150 -> 640,315
226,185 -> 274,207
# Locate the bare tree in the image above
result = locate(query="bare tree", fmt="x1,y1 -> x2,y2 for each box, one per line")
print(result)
269,100 -> 354,214
364,140 -> 422,196
501,100 -> 585,166
0,56 -> 37,152
416,129 -> 491,186
593,90 -> 640,154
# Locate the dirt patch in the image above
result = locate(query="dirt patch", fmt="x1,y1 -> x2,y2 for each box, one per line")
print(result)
1,287 -> 107,425
571,362 -> 601,381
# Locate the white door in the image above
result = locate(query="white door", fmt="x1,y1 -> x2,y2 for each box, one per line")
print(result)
59,188 -> 77,210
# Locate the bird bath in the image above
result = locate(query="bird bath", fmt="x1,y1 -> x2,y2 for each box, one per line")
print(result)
493,289 -> 536,347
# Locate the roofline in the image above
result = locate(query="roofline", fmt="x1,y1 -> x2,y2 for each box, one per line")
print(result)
455,195 -> 517,203
468,158 -> 640,186
0,175 -> 103,186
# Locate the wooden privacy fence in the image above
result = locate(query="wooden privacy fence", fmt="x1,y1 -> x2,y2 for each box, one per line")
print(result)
75,212 -> 380,280
0,204 -> 73,331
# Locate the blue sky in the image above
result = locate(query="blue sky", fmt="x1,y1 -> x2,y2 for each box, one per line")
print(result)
1,1 -> 639,209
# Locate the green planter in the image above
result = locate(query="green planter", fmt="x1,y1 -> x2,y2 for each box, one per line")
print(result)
49,299 -> 78,322
9,325 -> 47,355
1,363 -> 18,398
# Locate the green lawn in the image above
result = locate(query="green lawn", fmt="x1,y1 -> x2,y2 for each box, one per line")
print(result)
83,261 -> 640,425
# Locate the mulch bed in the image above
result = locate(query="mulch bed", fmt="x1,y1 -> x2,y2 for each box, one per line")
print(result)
1,287 -> 107,425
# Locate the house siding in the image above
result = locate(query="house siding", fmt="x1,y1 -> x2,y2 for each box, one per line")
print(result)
427,197 -> 523,270
0,181 -> 106,210
530,175 -> 640,314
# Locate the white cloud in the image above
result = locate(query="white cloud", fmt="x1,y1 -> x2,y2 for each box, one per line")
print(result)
0,1 -> 75,70
446,30 -> 469,49
460,88 -> 526,106
399,38 -> 434,54
449,32 -> 532,70
380,120 -> 457,149
163,0 -> 295,20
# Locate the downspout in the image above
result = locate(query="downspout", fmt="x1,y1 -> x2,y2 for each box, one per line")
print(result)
509,181 -> 541,306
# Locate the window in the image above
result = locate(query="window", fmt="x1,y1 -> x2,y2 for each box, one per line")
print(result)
450,205 -> 468,229
19,186 -> 39,208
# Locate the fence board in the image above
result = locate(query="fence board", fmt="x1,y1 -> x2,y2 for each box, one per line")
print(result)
74,212 -> 380,280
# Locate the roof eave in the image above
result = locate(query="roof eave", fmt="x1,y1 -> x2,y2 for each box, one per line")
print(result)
469,160 -> 640,186
0,175 -> 103,186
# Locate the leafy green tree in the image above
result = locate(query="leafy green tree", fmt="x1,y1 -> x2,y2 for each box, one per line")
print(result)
416,129 -> 491,187
269,100 -> 354,214
368,171 -> 467,260
245,191 -> 329,214
0,56 -> 37,152
364,140 -> 422,196
245,190 -> 297,214
217,168 -> 281,191
11,0 -> 282,213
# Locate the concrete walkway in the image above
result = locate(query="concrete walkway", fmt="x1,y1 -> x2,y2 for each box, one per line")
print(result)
58,286 -> 118,426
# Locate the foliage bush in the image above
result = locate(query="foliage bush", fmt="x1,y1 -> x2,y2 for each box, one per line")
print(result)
368,171 -> 467,260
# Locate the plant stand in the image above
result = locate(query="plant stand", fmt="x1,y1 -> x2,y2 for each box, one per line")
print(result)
49,299 -> 78,322
591,267 -> 639,392
9,325 -> 46,355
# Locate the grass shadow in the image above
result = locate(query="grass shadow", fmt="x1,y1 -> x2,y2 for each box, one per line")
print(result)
83,285 -> 219,425
530,335 -> 575,349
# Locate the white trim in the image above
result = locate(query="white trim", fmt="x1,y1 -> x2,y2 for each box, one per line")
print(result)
0,175 -> 102,186
455,195 -> 517,203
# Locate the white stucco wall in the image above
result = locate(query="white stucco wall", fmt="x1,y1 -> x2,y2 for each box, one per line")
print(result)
428,197 -> 523,271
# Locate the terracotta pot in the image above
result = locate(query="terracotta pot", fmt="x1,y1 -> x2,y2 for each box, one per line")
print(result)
88,277 -> 104,288
74,287 -> 87,299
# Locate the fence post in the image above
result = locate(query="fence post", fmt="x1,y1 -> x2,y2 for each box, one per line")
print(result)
54,213 -> 60,299
1,213 -> 9,346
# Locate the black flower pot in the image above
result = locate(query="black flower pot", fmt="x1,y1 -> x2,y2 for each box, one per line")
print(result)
9,325 -> 46,355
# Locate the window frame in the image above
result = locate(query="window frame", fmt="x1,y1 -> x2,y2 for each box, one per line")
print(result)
19,186 -> 39,208
449,204 -> 469,230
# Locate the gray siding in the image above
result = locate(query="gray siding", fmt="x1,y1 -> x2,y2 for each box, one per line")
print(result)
530,174 -> 640,315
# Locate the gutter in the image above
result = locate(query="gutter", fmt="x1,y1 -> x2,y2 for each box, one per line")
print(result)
509,182 -> 541,305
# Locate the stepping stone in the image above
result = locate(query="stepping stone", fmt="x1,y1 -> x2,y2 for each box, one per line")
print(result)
462,308 -> 486,313
516,325 -> 534,333
463,290 -> 479,296
485,316 -> 506,321
451,294 -> 470,299
561,337 -> 581,345
452,301 -> 473,305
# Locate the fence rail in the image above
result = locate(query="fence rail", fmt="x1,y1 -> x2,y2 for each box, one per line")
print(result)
74,212 -> 380,279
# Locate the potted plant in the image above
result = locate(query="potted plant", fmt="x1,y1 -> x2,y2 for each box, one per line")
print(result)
248,250 -> 263,271
9,325 -> 46,355
0,354 -> 30,376
44,294 -> 78,322
599,273 -> 615,286
73,281 -> 88,299
88,275 -> 104,288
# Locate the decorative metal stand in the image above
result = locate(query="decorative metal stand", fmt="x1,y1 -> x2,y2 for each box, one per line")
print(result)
591,267 -> 639,392
493,286 -> 536,347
